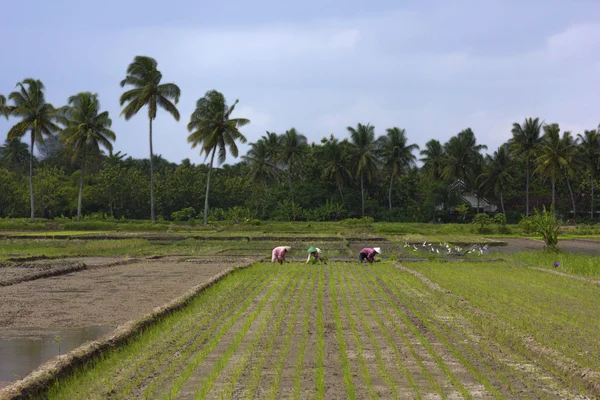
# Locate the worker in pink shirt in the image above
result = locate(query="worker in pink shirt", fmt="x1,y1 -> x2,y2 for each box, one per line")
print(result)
359,247 -> 381,264
271,246 -> 291,264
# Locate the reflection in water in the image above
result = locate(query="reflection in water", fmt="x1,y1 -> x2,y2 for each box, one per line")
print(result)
0,326 -> 113,387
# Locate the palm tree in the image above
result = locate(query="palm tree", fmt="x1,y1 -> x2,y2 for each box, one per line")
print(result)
577,129 -> 600,219
187,90 -> 249,224
347,123 -> 378,217
442,128 -> 487,183
321,135 -> 352,204
377,127 -> 419,211
560,131 -> 580,217
242,138 -> 278,190
478,145 -> 513,213
7,79 -> 60,222
59,92 -> 116,221
0,138 -> 30,171
279,128 -> 309,201
420,139 -> 445,180
119,55 -> 181,222
0,94 -> 8,119
510,117 -> 543,216
534,124 -> 577,214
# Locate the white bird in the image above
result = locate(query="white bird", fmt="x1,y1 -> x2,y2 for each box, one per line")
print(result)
436,249 -> 440,254
404,242 -> 409,248
423,241 -> 427,246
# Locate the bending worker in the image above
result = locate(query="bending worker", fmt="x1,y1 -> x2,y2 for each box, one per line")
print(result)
306,246 -> 324,263
359,247 -> 381,264
271,246 -> 291,264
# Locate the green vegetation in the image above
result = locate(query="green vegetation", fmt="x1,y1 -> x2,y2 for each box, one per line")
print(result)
502,251 -> 600,279
42,261 -> 598,399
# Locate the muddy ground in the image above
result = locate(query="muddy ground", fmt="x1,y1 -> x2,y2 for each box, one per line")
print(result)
0,255 -> 257,388
490,238 -> 600,254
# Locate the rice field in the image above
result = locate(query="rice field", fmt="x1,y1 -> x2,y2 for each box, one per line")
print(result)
45,261 -> 599,399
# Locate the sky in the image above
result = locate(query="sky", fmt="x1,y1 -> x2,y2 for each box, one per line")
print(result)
1,0 -> 600,166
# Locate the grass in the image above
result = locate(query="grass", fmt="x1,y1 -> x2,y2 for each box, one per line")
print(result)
36,261 -> 600,400
500,251 -> 600,279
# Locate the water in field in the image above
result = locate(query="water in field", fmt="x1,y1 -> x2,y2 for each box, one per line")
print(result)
0,325 -> 113,388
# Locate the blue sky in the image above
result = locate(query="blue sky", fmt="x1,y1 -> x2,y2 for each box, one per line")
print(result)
1,0 -> 600,165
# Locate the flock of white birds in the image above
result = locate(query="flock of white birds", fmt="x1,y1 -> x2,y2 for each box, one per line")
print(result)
403,241 -> 489,256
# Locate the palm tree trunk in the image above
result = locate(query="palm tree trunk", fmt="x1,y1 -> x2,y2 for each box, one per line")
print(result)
338,182 -> 345,206
388,172 -> 394,212
591,175 -> 595,220
565,173 -> 575,218
149,117 -> 155,222
29,131 -> 35,222
525,159 -> 530,216
204,147 -> 216,225
551,178 -> 555,216
288,162 -> 293,202
77,150 -> 86,222
500,190 -> 505,214
360,171 -> 365,217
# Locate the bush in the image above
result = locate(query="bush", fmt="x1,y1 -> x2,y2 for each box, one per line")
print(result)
341,216 -> 374,227
518,216 -> 537,235
523,205 -> 561,251
171,207 -> 196,222
472,213 -> 491,233
494,213 -> 511,234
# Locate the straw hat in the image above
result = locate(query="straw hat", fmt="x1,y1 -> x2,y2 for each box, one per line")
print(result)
283,246 -> 292,251
374,247 -> 381,255
307,246 -> 317,253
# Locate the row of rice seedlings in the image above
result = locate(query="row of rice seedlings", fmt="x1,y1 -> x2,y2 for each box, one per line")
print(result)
405,262 -> 599,395
137,267 -> 279,399
352,262 -> 452,398
164,265 -> 290,399
194,265 -> 306,399
237,265 -> 309,399
408,261 -> 600,371
386,263 -> 550,398
342,263 -> 420,398
335,263 -> 378,399
266,263 -> 313,400
370,264 -> 502,399
46,266 -> 270,399
397,264 -> 547,398
293,262 -> 317,399
315,263 -> 326,399
328,262 -> 357,399
104,269 -> 269,396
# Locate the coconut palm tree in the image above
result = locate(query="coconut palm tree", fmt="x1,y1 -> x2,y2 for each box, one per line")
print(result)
534,124 -> 577,214
242,138 -> 278,190
420,139 -> 445,180
377,127 -> 419,211
7,79 -> 60,222
187,90 -> 249,224
321,135 -> 352,205
478,144 -> 513,214
510,117 -> 543,216
119,55 -> 181,222
559,131 -> 580,217
0,94 -> 8,119
347,123 -> 378,217
279,128 -> 309,201
577,129 -> 600,219
442,128 -> 487,184
59,92 -> 116,221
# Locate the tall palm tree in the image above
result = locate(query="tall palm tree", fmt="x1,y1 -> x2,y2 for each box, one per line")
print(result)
442,128 -> 487,184
478,144 -> 513,213
242,138 -> 278,190
347,123 -> 378,217
420,139 -> 445,180
321,135 -> 352,205
577,129 -> 600,219
279,128 -> 309,201
510,117 -> 543,216
534,124 -> 576,214
560,131 -> 580,217
119,55 -> 181,222
187,90 -> 249,224
59,92 -> 116,221
377,127 -> 419,211
7,79 -> 60,222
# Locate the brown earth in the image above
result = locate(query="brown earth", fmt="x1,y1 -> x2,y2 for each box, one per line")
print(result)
491,238 -> 600,254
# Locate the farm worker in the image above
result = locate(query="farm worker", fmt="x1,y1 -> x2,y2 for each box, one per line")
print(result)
359,247 -> 381,263
306,246 -> 324,263
271,246 -> 291,264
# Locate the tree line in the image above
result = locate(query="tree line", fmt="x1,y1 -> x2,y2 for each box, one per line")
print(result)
1,56 -> 599,223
